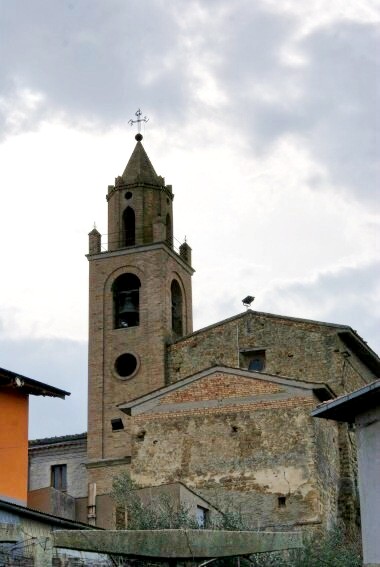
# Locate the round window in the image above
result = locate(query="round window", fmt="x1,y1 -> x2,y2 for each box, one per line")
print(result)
125,191 -> 133,200
115,353 -> 138,378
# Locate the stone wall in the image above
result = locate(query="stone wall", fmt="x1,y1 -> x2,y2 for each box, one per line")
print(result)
130,372 -> 327,529
167,311 -> 376,396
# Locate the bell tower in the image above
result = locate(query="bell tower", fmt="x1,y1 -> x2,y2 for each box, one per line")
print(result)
86,132 -> 193,506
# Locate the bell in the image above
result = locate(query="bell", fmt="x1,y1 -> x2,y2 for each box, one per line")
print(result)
118,291 -> 138,315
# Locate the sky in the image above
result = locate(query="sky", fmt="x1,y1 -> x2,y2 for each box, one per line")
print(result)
0,0 -> 378,439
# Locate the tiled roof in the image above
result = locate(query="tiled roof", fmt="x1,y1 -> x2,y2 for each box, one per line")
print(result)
29,432 -> 87,447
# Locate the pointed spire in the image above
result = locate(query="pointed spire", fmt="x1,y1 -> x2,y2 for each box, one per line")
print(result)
121,134 -> 161,185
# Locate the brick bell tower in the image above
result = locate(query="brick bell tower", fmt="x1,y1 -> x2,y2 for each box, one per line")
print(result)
86,132 -> 194,508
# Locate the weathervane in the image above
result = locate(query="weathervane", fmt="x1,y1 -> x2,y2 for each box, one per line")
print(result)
128,108 -> 149,140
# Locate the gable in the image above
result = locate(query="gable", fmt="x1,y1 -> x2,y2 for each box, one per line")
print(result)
159,373 -> 283,405
122,369 -> 321,420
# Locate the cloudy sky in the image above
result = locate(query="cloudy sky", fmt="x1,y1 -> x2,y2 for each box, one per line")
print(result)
0,0 -> 378,439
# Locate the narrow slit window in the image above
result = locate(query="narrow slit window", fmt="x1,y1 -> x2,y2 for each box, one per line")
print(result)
166,213 -> 172,247
171,279 -> 183,336
123,206 -> 135,246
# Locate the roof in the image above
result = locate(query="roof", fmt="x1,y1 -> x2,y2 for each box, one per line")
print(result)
0,366 -> 70,399
171,309 -> 380,375
121,140 -> 161,185
119,365 -> 334,416
0,498 -> 96,530
311,380 -> 380,423
29,432 -> 87,448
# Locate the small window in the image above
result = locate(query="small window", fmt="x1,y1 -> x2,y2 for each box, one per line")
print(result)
196,506 -> 208,528
51,464 -> 67,491
111,418 -> 124,431
240,349 -> 266,372
166,213 -> 172,247
278,496 -> 286,508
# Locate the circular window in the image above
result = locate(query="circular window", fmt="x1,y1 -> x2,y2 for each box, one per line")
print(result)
125,191 -> 133,200
115,353 -> 138,378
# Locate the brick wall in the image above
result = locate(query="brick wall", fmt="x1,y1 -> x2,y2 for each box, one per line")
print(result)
87,244 -> 193,477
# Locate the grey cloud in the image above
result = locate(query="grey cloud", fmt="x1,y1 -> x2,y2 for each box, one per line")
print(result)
264,261 -> 380,353
0,0 -> 190,136
0,335 -> 87,438
215,13 -> 379,205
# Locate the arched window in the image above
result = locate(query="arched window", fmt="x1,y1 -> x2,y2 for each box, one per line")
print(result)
171,279 -> 183,336
248,352 -> 266,372
166,213 -> 172,247
113,273 -> 141,328
123,207 -> 135,247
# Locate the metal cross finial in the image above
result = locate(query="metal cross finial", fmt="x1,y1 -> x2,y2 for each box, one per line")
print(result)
128,108 -> 149,133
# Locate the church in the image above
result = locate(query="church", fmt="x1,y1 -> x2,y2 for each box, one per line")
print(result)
28,131 -> 380,531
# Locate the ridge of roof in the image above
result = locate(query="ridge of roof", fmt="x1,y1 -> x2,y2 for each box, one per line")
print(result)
171,309 -> 352,346
29,432 -> 87,447
169,310 -> 380,372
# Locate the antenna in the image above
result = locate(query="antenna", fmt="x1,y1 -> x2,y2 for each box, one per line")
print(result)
242,295 -> 255,309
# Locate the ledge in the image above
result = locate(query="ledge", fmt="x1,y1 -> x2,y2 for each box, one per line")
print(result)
85,457 -> 131,469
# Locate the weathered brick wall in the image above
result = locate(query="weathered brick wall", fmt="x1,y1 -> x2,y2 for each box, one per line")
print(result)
167,312 -> 375,395
28,440 -> 87,499
130,375 -> 325,529
107,180 -> 173,250
87,244 -> 193,476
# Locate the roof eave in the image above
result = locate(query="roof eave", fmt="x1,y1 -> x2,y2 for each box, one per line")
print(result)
0,367 -> 70,398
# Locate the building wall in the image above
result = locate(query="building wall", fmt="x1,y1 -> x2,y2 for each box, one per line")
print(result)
130,373 -> 327,529
28,486 -> 76,520
28,439 -> 87,499
0,389 -> 28,504
312,416 -> 340,529
87,244 -> 193,471
167,312 -> 375,395
356,406 -> 380,566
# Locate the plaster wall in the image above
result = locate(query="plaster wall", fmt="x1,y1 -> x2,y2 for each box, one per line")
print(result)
28,440 -> 87,499
0,390 -> 28,504
356,406 -> 380,566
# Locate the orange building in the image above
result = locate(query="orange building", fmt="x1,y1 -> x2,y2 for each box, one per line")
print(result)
0,366 -> 69,505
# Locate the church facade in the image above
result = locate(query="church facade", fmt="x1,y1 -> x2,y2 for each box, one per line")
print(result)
28,134 -> 380,531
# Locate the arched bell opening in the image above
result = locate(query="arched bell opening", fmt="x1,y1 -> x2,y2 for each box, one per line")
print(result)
166,213 -> 173,247
113,273 -> 141,329
123,207 -> 135,247
171,279 -> 183,336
